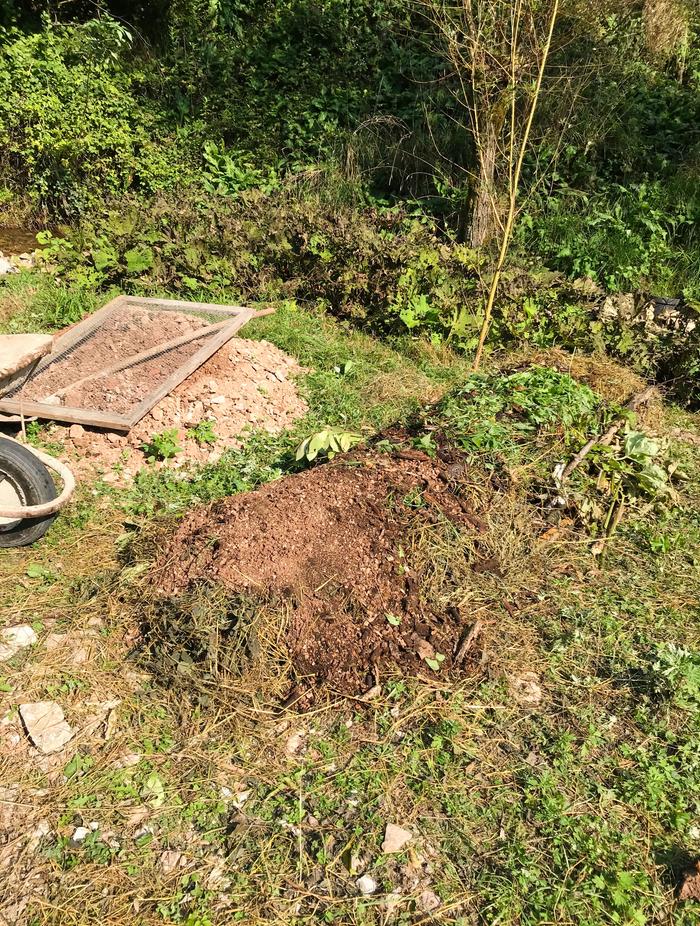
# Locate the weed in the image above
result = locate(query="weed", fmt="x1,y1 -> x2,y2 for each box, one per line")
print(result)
141,428 -> 182,462
186,419 -> 218,446
295,427 -> 362,463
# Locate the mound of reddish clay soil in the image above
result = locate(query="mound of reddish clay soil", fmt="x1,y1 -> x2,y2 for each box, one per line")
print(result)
53,337 -> 308,480
154,448 -> 486,696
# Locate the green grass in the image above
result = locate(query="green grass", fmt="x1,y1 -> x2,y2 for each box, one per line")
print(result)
1,291 -> 700,925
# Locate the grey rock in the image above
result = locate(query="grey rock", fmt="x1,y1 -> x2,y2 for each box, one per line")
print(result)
0,625 -> 38,661
357,875 -> 378,895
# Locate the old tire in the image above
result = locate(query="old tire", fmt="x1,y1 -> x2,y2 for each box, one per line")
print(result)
0,437 -> 57,547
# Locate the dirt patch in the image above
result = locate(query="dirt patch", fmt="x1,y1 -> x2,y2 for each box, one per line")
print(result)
153,447 -> 487,698
53,337 -> 308,480
679,860 -> 700,901
0,227 -> 45,255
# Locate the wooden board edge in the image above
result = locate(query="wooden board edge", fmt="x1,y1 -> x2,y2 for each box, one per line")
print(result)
126,310 -> 255,427
0,398 -> 133,431
123,296 -> 253,315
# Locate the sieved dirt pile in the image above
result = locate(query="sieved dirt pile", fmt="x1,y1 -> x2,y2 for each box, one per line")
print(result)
153,448 -> 487,697
23,307 -> 212,410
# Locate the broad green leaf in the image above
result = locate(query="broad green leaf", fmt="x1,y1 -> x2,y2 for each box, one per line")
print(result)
141,772 -> 165,808
124,246 -> 153,274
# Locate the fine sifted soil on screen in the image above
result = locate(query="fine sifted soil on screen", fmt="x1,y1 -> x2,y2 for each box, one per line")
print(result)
21,307 -> 211,412
154,447 -> 489,696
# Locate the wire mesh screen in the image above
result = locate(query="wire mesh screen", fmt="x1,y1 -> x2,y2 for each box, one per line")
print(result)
0,297 -> 255,430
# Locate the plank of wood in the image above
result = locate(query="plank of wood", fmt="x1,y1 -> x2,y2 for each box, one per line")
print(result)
51,319 -> 231,399
124,296 -> 252,315
125,309 -> 256,427
0,397 -> 132,430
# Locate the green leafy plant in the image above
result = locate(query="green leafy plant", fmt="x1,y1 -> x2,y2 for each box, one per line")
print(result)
187,419 -> 218,446
202,142 -> 279,197
648,643 -> 700,710
141,429 -> 182,462
425,652 -> 446,671
295,427 -> 362,463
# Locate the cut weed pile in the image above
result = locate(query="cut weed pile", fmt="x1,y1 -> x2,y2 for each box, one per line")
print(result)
146,361 -> 677,706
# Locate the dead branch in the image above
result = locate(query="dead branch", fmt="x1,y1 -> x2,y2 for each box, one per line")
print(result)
560,384 -> 657,482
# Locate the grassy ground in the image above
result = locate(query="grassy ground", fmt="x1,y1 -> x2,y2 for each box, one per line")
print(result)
1,279 -> 700,925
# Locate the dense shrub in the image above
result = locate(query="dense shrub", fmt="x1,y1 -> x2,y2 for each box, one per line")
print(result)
0,18 -> 195,214
39,189 -> 487,344
516,178 -> 700,298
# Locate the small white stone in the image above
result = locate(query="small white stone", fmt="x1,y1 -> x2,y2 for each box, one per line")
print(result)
0,625 -> 38,661
285,730 -> 306,756
357,875 -> 378,895
382,823 -> 413,854
232,789 -> 251,809
70,826 -> 90,845
509,672 -> 543,708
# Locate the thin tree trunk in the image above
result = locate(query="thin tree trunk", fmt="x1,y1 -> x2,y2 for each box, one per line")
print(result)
469,118 -> 498,249
472,0 -> 561,369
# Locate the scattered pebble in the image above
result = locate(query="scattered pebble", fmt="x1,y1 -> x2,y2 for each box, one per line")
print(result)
19,701 -> 74,754
70,826 -> 90,846
382,823 -> 413,854
357,875 -> 378,895
111,751 -> 141,769
418,889 -> 441,913
159,850 -> 184,874
509,671 -> 543,708
0,625 -> 38,661
285,729 -> 306,757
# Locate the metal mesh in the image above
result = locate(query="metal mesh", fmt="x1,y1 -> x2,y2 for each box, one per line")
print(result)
0,297 -> 250,429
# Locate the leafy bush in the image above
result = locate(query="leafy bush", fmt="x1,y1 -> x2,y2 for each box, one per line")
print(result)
517,180 -> 700,296
38,189 -> 485,346
0,17 -> 194,215
295,426 -> 362,463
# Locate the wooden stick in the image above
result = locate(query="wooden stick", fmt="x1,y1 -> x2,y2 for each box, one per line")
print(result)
454,619 -> 483,666
561,385 -> 656,482
49,320 -> 231,399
